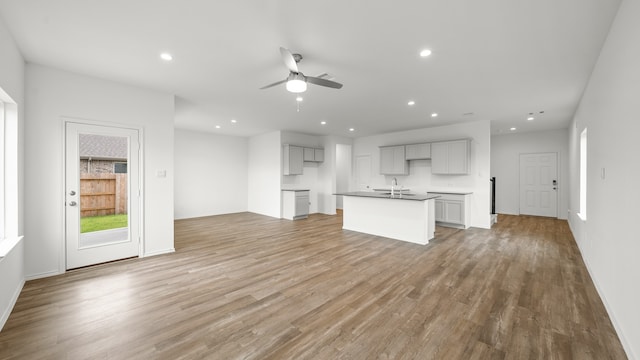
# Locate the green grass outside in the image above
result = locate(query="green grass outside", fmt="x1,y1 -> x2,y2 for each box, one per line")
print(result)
81,214 -> 128,233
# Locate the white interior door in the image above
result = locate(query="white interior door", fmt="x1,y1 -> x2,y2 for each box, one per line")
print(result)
519,153 -> 558,217
355,155 -> 372,191
65,122 -> 140,269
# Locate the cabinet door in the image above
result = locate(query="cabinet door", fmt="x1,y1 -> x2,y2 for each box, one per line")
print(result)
284,145 -> 304,175
447,140 -> 468,174
431,142 -> 449,174
295,193 -> 309,218
444,200 -> 464,224
314,148 -> 324,162
392,146 -> 407,174
405,143 -> 431,160
380,146 -> 407,174
379,147 -> 395,174
303,147 -> 315,161
434,199 -> 445,222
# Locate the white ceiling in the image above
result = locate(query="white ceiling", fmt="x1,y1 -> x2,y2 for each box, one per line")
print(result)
0,0 -> 622,138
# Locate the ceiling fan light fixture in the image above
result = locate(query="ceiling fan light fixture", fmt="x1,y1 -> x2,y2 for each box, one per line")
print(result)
286,74 -> 307,93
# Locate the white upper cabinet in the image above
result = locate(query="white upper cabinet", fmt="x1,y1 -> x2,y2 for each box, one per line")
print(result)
283,145 -> 304,175
405,143 -> 431,160
303,147 -> 324,162
303,147 -> 315,161
431,139 -> 469,175
379,145 -> 408,175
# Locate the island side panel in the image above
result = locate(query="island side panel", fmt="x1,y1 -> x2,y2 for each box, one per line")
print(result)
427,198 -> 435,240
342,196 -> 431,245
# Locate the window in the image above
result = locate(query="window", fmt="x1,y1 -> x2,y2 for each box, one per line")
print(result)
578,128 -> 587,220
0,86 -> 20,255
0,100 -> 4,239
114,162 -> 128,174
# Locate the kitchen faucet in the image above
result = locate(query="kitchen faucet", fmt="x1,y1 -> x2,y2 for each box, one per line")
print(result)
391,177 -> 398,196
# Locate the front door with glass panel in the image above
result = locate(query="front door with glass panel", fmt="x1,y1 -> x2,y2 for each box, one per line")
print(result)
65,122 -> 140,269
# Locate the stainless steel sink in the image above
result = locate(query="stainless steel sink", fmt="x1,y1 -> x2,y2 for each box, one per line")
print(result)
382,192 -> 416,196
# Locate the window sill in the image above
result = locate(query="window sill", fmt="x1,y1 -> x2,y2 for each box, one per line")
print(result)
0,236 -> 24,258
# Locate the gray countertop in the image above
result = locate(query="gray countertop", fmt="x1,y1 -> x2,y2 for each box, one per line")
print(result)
281,189 -> 310,192
335,191 -> 439,201
427,191 -> 473,195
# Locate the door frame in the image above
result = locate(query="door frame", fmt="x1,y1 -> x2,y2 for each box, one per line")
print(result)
518,152 -> 559,218
59,117 -> 145,274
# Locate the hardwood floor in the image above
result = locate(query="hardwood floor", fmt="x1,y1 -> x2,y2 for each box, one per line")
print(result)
0,213 -> 628,359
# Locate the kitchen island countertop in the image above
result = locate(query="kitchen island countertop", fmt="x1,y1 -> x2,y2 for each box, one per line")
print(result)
335,191 -> 439,201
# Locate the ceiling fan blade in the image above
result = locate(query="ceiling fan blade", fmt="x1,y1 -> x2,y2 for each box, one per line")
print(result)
259,78 -> 288,90
280,47 -> 299,73
306,76 -> 343,89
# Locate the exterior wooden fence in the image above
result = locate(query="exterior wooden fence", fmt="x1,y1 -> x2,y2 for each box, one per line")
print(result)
80,174 -> 127,217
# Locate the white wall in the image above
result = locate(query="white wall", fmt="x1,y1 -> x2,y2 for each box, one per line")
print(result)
568,0 -> 639,358
491,129 -> 569,219
25,64 -> 175,277
174,129 -> 248,219
352,120 -> 491,229
248,131 -> 281,218
0,15 -> 25,330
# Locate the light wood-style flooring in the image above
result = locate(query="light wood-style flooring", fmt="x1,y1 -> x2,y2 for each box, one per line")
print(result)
0,213 -> 628,359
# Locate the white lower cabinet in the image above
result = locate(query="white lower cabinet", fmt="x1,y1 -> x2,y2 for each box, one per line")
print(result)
431,193 -> 471,229
282,190 -> 310,220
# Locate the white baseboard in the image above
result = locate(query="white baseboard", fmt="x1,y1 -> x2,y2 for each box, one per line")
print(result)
143,248 -> 175,258
0,279 -> 24,331
569,224 -> 635,360
25,269 -> 63,281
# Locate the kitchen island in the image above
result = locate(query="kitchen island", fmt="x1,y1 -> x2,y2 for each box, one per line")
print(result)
336,192 -> 439,245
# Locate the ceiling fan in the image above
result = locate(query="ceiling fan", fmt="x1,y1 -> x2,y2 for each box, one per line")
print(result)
260,47 -> 343,93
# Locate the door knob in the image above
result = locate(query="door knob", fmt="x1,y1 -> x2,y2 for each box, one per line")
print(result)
69,201 -> 77,206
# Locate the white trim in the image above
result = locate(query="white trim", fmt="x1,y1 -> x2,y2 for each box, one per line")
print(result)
0,278 -> 24,330
24,270 -> 63,281
572,230 -> 633,360
142,248 -> 175,258
0,236 -> 22,257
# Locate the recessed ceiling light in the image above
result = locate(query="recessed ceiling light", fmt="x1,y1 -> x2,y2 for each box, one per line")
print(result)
215,125 -> 221,129
231,119 -> 237,123
160,52 -> 173,61
431,113 -> 438,117
349,128 -> 355,132
420,49 -> 432,57
407,100 -> 415,106
296,96 -> 303,102
527,117 -> 534,121
320,121 -> 327,125
510,127 -> 517,131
